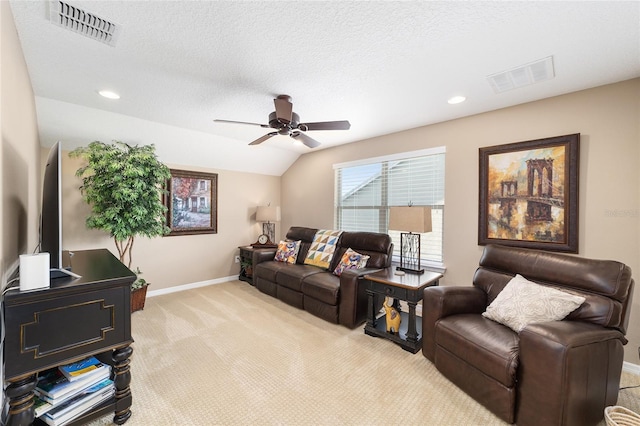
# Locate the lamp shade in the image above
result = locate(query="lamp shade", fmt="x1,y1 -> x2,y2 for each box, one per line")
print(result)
256,206 -> 281,222
388,206 -> 432,233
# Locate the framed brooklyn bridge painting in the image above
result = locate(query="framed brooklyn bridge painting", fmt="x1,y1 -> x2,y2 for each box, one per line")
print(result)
478,134 -> 580,253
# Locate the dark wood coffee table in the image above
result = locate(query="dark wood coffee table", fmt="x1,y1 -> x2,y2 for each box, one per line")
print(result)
364,267 -> 442,353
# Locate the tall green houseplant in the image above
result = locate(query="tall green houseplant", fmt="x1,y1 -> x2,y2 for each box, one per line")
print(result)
70,141 -> 171,283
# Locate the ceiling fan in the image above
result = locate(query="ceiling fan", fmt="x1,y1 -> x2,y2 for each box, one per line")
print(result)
214,95 -> 351,149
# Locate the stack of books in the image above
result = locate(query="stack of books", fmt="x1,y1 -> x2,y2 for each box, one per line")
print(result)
34,356 -> 114,426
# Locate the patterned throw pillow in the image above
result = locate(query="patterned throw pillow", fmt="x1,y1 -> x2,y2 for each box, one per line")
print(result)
482,274 -> 585,333
273,240 -> 301,264
303,230 -> 343,269
333,248 -> 370,276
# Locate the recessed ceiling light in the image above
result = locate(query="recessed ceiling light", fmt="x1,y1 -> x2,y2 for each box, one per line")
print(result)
98,90 -> 120,99
448,96 -> 466,105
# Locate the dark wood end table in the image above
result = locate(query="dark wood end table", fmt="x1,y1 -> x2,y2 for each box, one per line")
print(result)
364,267 -> 442,353
238,245 -> 277,285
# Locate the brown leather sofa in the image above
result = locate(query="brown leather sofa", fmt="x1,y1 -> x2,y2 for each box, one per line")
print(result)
422,244 -> 634,426
253,226 -> 393,328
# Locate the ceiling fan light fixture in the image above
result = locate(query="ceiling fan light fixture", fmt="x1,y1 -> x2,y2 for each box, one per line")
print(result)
98,90 -> 120,99
215,95 -> 349,149
448,95 -> 466,104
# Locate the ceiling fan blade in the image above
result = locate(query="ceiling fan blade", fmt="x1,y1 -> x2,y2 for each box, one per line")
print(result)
249,132 -> 278,146
274,95 -> 293,124
214,119 -> 269,128
298,120 -> 351,131
291,131 -> 321,149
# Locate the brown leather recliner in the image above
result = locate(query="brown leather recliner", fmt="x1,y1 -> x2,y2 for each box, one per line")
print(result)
422,244 -> 634,426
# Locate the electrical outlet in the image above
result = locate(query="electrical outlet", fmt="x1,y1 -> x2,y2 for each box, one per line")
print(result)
234,255 -> 241,263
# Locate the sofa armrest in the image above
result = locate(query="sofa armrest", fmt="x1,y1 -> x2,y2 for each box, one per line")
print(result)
517,321 -> 626,426
252,249 -> 277,267
338,268 -> 384,329
422,286 -> 487,361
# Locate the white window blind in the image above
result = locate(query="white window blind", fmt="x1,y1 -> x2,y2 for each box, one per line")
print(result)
334,147 -> 445,265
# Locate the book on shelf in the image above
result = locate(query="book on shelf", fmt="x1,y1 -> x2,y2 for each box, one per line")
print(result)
58,356 -> 106,382
33,396 -> 54,417
39,379 -> 114,426
35,365 -> 111,404
42,378 -> 113,419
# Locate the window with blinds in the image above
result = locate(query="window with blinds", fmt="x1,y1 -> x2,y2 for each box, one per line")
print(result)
334,147 -> 445,266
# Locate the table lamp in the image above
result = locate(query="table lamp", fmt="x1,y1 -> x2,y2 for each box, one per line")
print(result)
388,206 -> 432,274
256,205 -> 281,244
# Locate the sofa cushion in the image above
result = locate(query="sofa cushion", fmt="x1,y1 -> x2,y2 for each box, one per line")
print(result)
304,229 -> 343,269
274,240 -> 301,264
253,260 -> 288,282
482,274 -> 585,333
437,314 -> 520,388
301,273 -> 340,305
333,248 -> 370,276
277,265 -> 324,292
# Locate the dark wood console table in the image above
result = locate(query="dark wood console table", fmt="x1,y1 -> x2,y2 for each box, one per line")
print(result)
364,267 -> 442,353
3,249 -> 136,426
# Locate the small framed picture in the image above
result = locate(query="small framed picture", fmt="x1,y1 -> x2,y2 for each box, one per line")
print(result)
165,169 -> 218,236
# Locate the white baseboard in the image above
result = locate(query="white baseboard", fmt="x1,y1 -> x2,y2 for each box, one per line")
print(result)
146,275 -> 237,298
623,361 -> 640,376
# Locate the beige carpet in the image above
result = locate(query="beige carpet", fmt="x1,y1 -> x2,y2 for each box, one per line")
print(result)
87,281 -> 640,425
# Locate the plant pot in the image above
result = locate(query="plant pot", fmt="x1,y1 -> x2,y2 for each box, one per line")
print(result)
131,285 -> 148,313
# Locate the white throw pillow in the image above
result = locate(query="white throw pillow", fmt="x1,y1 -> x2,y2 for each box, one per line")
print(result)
482,274 -> 585,333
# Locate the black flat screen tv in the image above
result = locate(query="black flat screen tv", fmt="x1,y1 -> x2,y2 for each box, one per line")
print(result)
40,141 -> 73,278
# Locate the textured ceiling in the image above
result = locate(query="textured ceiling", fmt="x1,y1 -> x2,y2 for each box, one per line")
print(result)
9,1 -> 640,175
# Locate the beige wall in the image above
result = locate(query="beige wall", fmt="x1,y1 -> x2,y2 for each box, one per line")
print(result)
1,1 -> 41,284
57,149 -> 280,292
282,79 -> 640,362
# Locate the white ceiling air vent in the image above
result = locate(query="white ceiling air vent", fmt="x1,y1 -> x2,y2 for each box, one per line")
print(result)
487,56 -> 555,94
49,1 -> 120,47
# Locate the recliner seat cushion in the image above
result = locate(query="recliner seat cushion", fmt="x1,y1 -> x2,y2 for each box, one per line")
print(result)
437,314 -> 519,388
253,260 -> 287,282
301,273 -> 340,305
277,265 -> 323,292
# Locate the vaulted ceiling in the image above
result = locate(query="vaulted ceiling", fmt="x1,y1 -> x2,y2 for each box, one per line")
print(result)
9,1 -> 640,175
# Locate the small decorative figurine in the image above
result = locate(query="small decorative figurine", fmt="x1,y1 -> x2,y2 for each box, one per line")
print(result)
383,297 -> 401,334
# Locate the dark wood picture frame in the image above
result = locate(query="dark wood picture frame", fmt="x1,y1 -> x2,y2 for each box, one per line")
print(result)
165,169 -> 218,236
478,134 -> 580,252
